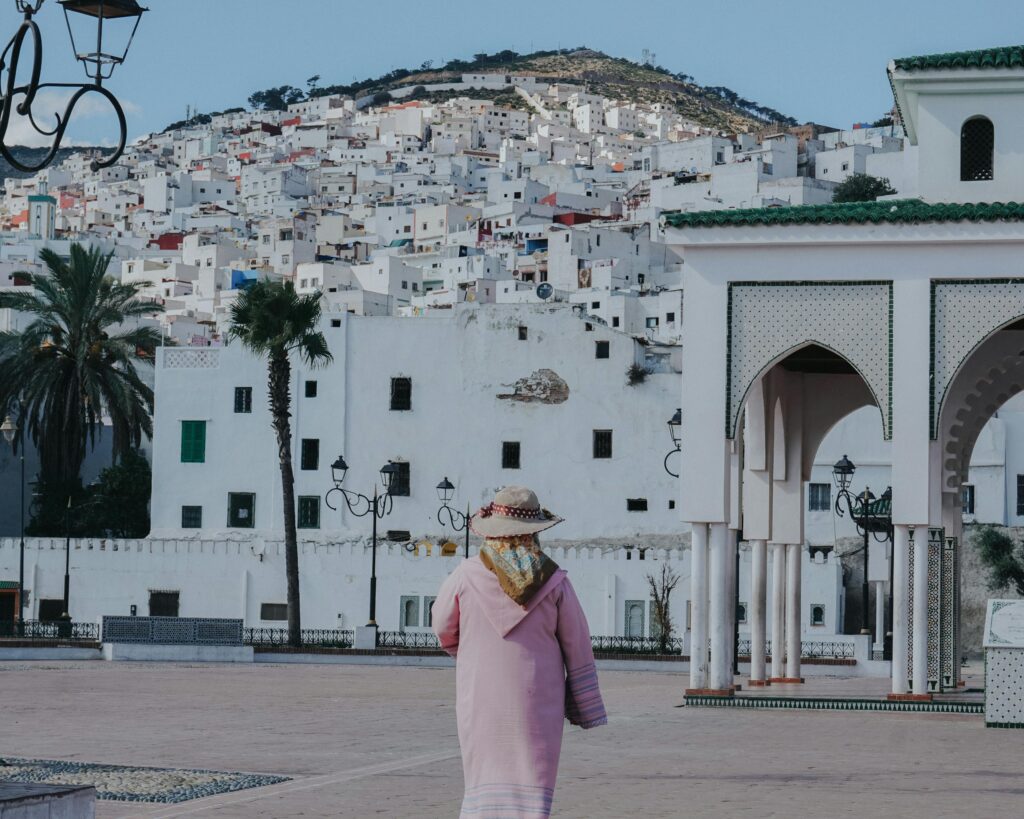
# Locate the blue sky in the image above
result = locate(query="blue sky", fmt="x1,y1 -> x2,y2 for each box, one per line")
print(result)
4,0 -> 1024,146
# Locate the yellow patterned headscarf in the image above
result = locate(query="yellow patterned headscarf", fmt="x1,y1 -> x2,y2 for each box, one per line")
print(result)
479,534 -> 559,607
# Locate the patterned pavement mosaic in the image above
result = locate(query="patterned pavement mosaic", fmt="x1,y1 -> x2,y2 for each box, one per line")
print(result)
0,758 -> 289,803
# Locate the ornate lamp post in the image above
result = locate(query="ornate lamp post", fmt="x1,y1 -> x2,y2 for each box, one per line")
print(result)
0,0 -> 147,173
664,408 -> 681,477
325,455 -> 396,642
833,454 -> 892,637
435,476 -> 471,558
1,409 -> 25,627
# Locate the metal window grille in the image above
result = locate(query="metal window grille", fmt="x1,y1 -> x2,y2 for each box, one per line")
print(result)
180,420 -> 206,463
234,387 -> 252,414
390,461 -> 411,496
149,591 -> 180,617
297,496 -> 320,529
626,498 -> 647,511
260,603 -> 288,621
808,483 -> 831,511
300,439 -> 320,471
304,380 -> 318,398
228,493 -> 255,528
595,340 -> 610,359
390,377 -> 412,411
502,441 -> 521,469
962,484 -> 975,515
181,506 -> 202,528
961,117 -> 994,181
593,429 -> 613,459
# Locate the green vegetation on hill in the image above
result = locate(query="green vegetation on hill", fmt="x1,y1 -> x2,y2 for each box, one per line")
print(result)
240,47 -> 795,132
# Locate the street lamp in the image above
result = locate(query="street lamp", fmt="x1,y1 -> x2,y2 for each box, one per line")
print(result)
1,410 -> 25,628
436,476 -> 471,558
0,0 -> 147,174
325,454 -> 395,641
664,408 -> 681,477
832,455 -> 892,639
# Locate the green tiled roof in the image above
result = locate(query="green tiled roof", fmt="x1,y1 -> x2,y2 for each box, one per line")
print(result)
662,200 -> 1024,229
892,45 -> 1024,72
0,581 -> 18,590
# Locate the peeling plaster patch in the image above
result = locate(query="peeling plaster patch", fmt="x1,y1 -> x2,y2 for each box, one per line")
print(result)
497,368 -> 569,404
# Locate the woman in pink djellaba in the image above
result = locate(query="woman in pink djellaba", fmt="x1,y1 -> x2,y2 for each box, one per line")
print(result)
432,485 -> 607,819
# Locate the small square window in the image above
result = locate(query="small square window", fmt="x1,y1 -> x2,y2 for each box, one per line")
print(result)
234,387 -> 252,414
260,603 -> 288,621
962,484 -> 975,515
502,441 -> 521,469
591,301 -> 600,309
181,505 -> 202,528
810,604 -> 826,627
593,429 -> 613,459
808,483 -> 831,512
300,438 -> 320,471
298,495 -> 320,529
390,377 -> 412,411
331,318 -> 341,328
626,498 -> 647,512
666,312 -> 676,324
595,340 -> 610,359
668,499 -> 676,510
305,380 -> 318,398
518,325 -> 528,341
612,317 -> 620,328
585,322 -> 593,331
228,492 -> 255,528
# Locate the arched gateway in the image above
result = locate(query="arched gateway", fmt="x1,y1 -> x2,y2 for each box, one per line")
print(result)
663,45 -> 1024,699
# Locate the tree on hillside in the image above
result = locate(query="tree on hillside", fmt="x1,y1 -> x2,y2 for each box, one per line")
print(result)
229,281 -> 332,647
306,75 -> 321,96
0,245 -> 162,494
248,85 -> 306,112
832,173 -> 897,203
975,526 -> 1024,596
647,563 -> 680,653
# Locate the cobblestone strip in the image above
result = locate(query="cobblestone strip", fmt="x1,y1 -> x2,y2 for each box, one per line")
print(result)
133,748 -> 461,818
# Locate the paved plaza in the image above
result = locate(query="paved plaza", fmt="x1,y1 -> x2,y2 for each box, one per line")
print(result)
0,661 -> 1019,818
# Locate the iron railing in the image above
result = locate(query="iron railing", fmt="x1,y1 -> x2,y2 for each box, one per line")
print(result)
591,635 -> 683,655
243,628 -> 354,648
734,639 -> 856,659
377,631 -> 441,649
0,620 -> 99,641
103,616 -> 242,645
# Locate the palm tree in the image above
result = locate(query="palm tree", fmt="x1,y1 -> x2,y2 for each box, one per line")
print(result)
229,280 -> 332,647
0,244 -> 163,491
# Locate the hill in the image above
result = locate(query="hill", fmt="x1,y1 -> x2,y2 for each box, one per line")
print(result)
243,48 -> 796,133
0,146 -> 96,183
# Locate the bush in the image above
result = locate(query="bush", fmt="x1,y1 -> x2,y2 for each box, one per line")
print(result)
975,526 -> 1024,595
832,173 -> 897,203
626,363 -> 650,385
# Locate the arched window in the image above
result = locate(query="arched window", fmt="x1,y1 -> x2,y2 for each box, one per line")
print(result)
960,117 -> 994,181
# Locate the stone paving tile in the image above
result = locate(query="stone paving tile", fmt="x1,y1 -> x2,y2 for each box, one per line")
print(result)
0,661 -> 1019,818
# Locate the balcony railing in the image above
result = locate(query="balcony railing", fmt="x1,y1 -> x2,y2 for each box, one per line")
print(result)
377,630 -> 441,649
736,639 -> 856,659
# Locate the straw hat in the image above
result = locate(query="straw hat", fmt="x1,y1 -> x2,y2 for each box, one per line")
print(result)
470,485 -> 564,538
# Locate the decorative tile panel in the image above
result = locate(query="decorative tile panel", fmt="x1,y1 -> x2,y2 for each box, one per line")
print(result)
985,649 -> 1024,727
940,536 -> 959,690
727,282 -> 892,439
931,279 -> 1024,437
927,529 -> 942,690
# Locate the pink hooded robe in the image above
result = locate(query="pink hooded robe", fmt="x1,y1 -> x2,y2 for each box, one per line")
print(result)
432,557 -> 607,819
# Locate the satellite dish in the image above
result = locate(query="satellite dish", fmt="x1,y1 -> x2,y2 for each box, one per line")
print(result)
536,283 -> 553,300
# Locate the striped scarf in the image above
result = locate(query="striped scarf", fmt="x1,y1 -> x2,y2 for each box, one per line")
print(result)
479,534 -> 559,607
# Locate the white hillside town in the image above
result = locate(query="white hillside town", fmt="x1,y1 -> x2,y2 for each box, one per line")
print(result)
0,43 -> 1021,676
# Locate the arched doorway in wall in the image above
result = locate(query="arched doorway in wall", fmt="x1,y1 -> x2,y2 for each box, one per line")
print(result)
737,342 -> 885,681
936,315 -> 1024,665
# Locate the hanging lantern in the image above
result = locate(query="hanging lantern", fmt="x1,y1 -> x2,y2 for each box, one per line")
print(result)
59,0 -> 147,83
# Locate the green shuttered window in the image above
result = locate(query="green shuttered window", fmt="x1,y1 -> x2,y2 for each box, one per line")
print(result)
181,420 -> 206,463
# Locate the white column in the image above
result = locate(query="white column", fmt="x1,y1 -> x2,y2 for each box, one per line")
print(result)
770,543 -> 786,680
724,530 -> 737,677
688,523 -> 709,691
749,540 -> 767,682
891,524 -> 910,695
785,543 -> 802,681
912,527 -> 929,695
873,580 -> 886,657
708,522 -> 732,691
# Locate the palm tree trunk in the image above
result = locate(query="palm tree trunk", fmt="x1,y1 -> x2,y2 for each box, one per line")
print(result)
269,349 -> 301,647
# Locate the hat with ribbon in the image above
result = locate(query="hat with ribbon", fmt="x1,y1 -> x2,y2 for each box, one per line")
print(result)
470,485 -> 563,538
